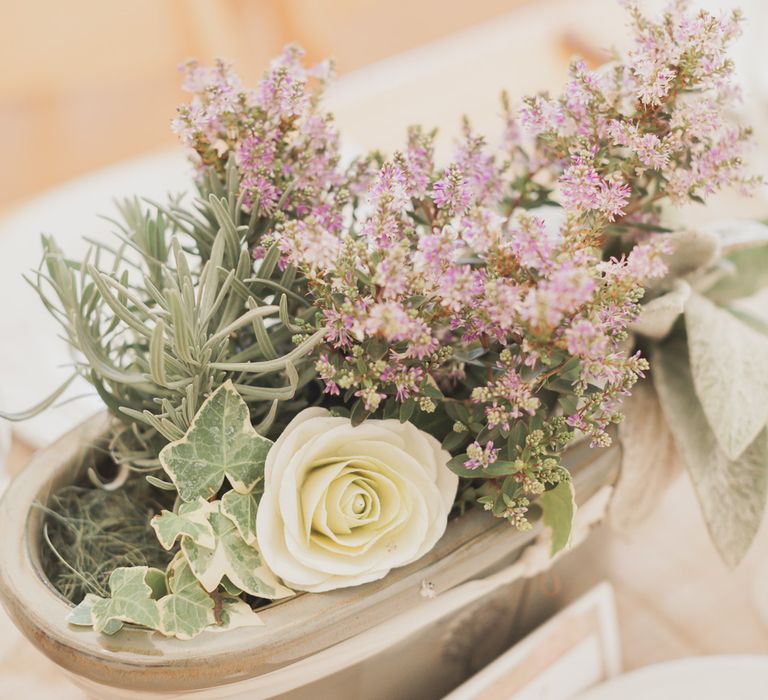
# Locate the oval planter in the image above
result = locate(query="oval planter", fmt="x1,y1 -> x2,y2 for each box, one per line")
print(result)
0,414 -> 619,699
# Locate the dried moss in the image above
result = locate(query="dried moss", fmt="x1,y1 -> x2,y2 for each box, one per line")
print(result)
37,474 -> 174,604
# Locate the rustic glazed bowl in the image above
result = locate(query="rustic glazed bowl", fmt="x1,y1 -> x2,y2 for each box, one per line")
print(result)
0,414 -> 619,699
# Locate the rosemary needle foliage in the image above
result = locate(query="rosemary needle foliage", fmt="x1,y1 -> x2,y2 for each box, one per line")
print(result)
39,474 -> 174,603
28,157 -> 325,471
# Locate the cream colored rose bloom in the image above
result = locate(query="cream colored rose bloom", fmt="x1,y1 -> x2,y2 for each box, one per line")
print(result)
256,408 -> 458,592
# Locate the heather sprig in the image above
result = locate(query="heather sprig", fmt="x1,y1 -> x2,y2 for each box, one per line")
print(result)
270,0 -> 758,529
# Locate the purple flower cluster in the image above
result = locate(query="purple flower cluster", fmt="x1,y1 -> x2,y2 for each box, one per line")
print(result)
172,46 -> 345,221
174,1 -> 758,530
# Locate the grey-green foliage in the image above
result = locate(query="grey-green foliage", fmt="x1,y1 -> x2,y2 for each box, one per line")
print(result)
158,381 -> 273,501
16,158 -> 325,469
636,223 -> 768,567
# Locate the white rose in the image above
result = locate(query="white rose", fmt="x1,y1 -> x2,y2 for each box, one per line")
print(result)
256,408 -> 458,592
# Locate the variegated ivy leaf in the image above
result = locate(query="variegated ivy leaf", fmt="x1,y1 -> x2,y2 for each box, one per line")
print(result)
539,479 -> 576,556
159,381 -> 272,502
221,490 -> 259,546
684,293 -> 768,460
67,593 -> 124,635
217,598 -> 264,631
88,567 -> 166,635
182,510 -> 293,600
151,498 -> 217,550
653,341 -> 768,567
157,555 -> 216,640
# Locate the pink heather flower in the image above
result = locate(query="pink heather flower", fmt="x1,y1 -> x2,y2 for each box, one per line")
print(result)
431,164 -> 472,213
608,120 -> 671,171
520,260 -> 597,329
380,364 -> 425,402
258,45 -> 310,119
595,180 -> 631,221
437,266 -> 485,315
560,156 -> 630,222
455,128 -> 503,205
519,95 -> 566,138
322,308 -> 357,348
624,238 -> 670,280
460,207 -> 504,255
241,174 -> 280,214
505,213 -> 555,272
403,127 -> 435,198
365,302 -> 436,360
559,157 -> 602,211
669,98 -> 722,141
415,227 -> 460,276
315,354 -> 340,395
464,441 -> 500,471
277,217 -> 342,272
369,163 -> 410,213
355,387 -> 387,413
564,318 -> 609,361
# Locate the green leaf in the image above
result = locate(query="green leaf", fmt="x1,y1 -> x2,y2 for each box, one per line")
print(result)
159,381 -> 273,501
151,498 -> 217,550
446,454 -> 519,478
707,242 -> 768,303
182,510 -> 293,599
218,598 -> 264,631
630,280 -> 690,340
220,491 -> 259,546
441,430 -> 467,453
156,555 -> 216,640
67,594 -> 124,635
684,293 -> 768,460
653,341 -> 768,567
539,480 -> 576,556
507,422 -> 527,459
89,567 -> 165,635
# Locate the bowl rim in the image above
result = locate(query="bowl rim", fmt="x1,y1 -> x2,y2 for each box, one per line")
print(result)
0,412 -> 619,692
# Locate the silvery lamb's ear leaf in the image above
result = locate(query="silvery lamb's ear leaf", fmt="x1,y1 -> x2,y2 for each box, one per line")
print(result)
684,293 -> 768,460
182,510 -> 293,600
706,243 -> 768,303
89,567 -> 165,635
702,220 -> 768,302
659,229 -> 721,283
630,280 -> 690,340
159,381 -> 273,502
221,491 -> 260,546
653,341 -> 768,567
151,498 -> 217,550
538,479 -> 576,556
156,555 -> 216,640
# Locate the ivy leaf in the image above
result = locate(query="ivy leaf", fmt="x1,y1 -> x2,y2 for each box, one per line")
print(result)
89,567 -> 165,635
182,510 -> 293,599
684,293 -> 768,460
539,479 -> 576,555
156,555 -> 216,640
217,598 -> 264,631
67,594 -> 123,635
220,491 -> 259,546
151,498 -> 217,550
653,341 -> 768,567
159,381 -> 273,501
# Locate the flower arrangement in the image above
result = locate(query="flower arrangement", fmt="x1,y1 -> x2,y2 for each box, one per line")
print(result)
3,0 -> 766,640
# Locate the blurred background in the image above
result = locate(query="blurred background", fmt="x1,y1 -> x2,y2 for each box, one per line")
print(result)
2,0 -> 764,216
2,0 -> 768,697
